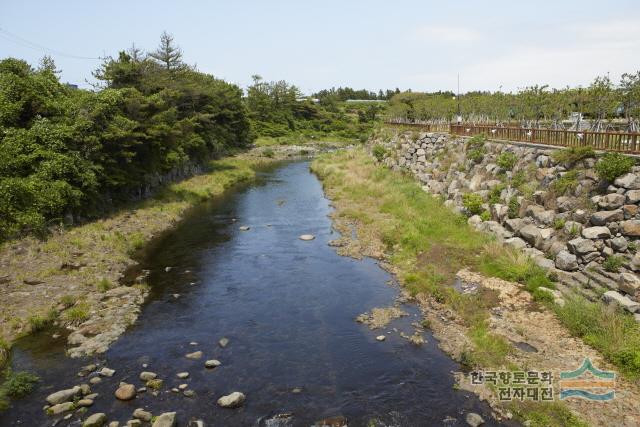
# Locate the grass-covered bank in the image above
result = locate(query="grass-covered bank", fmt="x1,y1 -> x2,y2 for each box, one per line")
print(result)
311,148 -> 597,426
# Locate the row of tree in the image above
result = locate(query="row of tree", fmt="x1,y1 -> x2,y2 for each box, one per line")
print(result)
0,32 -> 252,240
387,73 -> 640,129
313,87 -> 401,103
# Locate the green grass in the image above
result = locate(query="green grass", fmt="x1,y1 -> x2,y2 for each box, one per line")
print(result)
509,401 -> 589,427
551,170 -> 579,195
555,295 -> 640,378
26,309 -> 57,333
603,255 -> 624,273
59,294 -> 77,308
551,146 -> 595,166
96,278 -> 113,292
62,303 -> 90,326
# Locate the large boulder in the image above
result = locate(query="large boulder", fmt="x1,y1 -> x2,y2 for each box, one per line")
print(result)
598,193 -> 626,210
615,173 -> 640,189
519,224 -> 541,246
603,290 -> 640,313
621,220 -> 640,237
582,226 -> 611,239
611,236 -> 629,252
505,218 -> 530,233
590,210 -> 624,226
619,273 -> 640,296
563,221 -> 583,235
567,238 -> 597,255
627,190 -> 640,204
555,250 -> 578,271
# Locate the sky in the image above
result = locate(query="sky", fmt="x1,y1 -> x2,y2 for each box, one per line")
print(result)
1,0 -> 639,94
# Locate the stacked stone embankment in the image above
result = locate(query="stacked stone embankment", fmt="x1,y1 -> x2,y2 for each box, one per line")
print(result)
373,130 -> 640,318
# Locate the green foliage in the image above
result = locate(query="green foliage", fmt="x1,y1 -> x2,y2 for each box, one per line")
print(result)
462,193 -> 484,216
603,255 -> 624,273
372,144 -> 386,162
507,197 -> 520,219
0,37 -> 252,241
595,152 -> 635,182
552,217 -> 566,230
488,184 -> 506,205
480,210 -> 491,221
97,278 -> 113,292
2,371 -> 39,397
496,151 -> 517,170
62,303 -> 90,326
59,294 -> 77,308
551,171 -> 579,195
262,148 -> 275,158
555,295 -> 640,378
510,401 -> 589,427
467,147 -> 485,163
551,146 -> 595,166
479,247 -> 554,293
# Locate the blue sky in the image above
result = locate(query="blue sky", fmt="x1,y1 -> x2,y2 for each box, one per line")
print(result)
1,0 -> 639,94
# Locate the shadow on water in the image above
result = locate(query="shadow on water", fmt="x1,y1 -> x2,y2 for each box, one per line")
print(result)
2,161 -> 510,426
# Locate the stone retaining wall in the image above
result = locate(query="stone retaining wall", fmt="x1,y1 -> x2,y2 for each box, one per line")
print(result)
372,130 -> 640,318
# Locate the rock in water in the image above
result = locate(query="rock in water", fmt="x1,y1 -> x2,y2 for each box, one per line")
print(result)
376,335 -> 386,341
465,412 -> 485,427
205,359 -> 221,369
218,337 -> 229,348
217,391 -> 246,408
139,371 -> 157,381
299,234 -> 315,241
114,383 -> 136,401
239,226 -> 250,231
176,372 -> 189,379
83,413 -> 107,427
46,386 -> 80,405
185,350 -> 203,360
314,416 -> 348,426
152,412 -> 177,427
133,408 -> 153,422
99,367 -> 115,377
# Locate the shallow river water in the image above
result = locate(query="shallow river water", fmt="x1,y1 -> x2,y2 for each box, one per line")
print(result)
2,161 -> 505,426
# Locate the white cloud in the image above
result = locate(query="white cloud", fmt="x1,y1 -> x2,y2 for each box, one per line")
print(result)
410,25 -> 481,43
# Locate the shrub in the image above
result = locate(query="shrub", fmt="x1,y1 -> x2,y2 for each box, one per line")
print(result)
551,171 -> 579,195
97,278 -> 113,292
488,184 -> 506,205
480,210 -> 491,221
496,152 -> 518,170
466,134 -> 486,149
372,144 -> 386,162
552,217 -> 566,230
467,147 -> 486,163
263,148 -> 275,158
603,255 -> 624,273
552,146 -> 595,166
60,294 -> 77,308
507,197 -> 520,218
462,193 -> 484,216
62,303 -> 90,326
511,170 -> 527,188
3,371 -> 39,397
595,152 -> 635,182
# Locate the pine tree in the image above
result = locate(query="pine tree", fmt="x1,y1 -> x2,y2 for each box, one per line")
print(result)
148,31 -> 183,71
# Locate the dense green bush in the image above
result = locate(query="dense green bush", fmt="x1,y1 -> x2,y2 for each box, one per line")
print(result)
496,152 -> 517,170
595,152 -> 635,182
372,144 -> 386,162
0,38 -> 252,241
462,193 -> 484,215
551,146 -> 595,166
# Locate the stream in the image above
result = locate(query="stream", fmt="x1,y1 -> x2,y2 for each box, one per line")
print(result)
1,160 -> 504,426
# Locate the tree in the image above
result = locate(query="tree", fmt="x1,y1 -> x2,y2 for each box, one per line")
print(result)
148,31 -> 183,71
620,71 -> 640,126
37,55 -> 59,75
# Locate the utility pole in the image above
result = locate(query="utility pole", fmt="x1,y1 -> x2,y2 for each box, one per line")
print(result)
456,74 -> 461,124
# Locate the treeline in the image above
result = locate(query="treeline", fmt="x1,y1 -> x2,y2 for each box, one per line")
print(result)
388,73 -> 640,127
0,32 -> 251,241
246,75 -> 376,139
314,87 -> 401,102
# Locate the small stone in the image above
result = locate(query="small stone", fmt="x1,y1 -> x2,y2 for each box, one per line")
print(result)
239,226 -> 250,231
127,421 -> 142,427
133,408 -> 153,422
581,226 -> 611,239
217,391 -> 246,408
83,413 -> 107,427
165,266 -> 172,272
183,390 -> 195,397
619,273 -> 640,296
185,350 -> 203,360
555,250 -> 578,271
299,234 -> 315,241
115,383 -> 136,401
178,384 -> 188,390
218,337 -> 229,348
47,402 -> 75,415
109,422 -> 120,427
152,412 -> 176,427
205,359 -> 221,369
139,371 -> 157,381
177,372 -> 189,379
146,379 -> 163,390
376,335 -> 386,341
99,367 -> 115,377
465,412 -> 485,427
77,399 -> 94,407
90,377 -> 102,385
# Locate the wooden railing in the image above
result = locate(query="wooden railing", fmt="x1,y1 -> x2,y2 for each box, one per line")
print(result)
450,124 -> 640,154
383,121 -> 451,132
